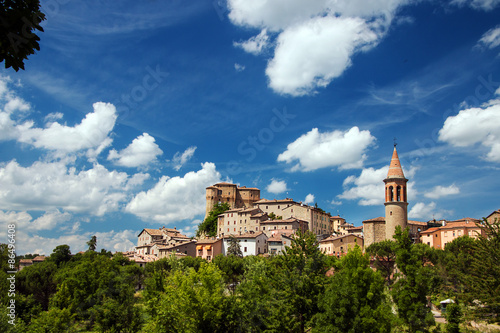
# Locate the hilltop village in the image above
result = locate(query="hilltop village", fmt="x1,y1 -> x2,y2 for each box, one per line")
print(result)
126,146 -> 500,266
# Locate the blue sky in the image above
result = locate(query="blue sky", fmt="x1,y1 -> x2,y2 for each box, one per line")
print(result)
1,0 -> 500,255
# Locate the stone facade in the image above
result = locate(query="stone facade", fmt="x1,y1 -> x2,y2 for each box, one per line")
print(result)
319,234 -> 364,257
362,217 -> 386,248
205,182 -> 260,218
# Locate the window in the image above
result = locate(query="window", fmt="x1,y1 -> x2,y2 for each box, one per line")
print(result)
244,247 -> 247,252
263,227 -> 266,230
427,242 -> 430,245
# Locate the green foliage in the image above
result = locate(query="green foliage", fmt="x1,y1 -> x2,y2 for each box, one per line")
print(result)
24,307 -> 75,333
87,235 -> 97,252
445,302 -> 462,333
313,246 -> 394,333
144,262 -> 235,332
212,254 -> 244,293
49,244 -> 71,267
0,0 -> 46,71
50,251 -> 143,331
466,218 -> 500,322
226,235 -> 243,257
196,202 -> 230,237
392,226 -> 436,333
366,239 -> 397,286
17,260 -> 58,311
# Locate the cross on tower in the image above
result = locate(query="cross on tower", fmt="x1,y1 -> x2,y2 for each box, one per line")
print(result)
393,137 -> 398,147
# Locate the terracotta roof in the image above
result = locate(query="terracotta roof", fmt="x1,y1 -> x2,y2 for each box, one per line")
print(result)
32,255 -> 46,261
223,231 -> 266,239
347,226 -> 363,231
158,240 -> 196,251
260,217 -> 307,224
320,234 -> 363,243
408,220 -> 428,226
196,238 -> 222,245
448,217 -> 481,224
486,210 -> 500,219
419,227 -> 440,234
386,146 -> 406,179
138,228 -> 164,237
363,217 -> 385,223
19,259 -> 33,264
330,215 -> 344,219
213,182 -> 237,186
441,222 -> 482,230
237,186 -> 260,191
254,198 -> 296,204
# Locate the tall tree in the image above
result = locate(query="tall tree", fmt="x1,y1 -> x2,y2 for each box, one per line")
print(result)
366,239 -> 397,286
392,226 -> 435,333
313,246 -> 394,333
0,0 -> 46,71
467,218 -> 500,322
86,235 -> 97,252
196,202 -> 230,237
226,236 -> 243,257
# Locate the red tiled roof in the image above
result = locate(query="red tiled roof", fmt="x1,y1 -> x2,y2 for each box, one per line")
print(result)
363,217 -> 385,223
386,146 -> 406,179
419,227 -> 440,234
408,220 -> 428,226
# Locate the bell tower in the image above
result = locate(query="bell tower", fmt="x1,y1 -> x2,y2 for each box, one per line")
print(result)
384,145 -> 408,240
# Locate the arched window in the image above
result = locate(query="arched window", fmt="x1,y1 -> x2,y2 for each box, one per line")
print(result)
397,186 -> 401,202
389,186 -> 394,201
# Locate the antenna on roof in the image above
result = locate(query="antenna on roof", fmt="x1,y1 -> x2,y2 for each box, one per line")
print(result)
393,137 -> 398,147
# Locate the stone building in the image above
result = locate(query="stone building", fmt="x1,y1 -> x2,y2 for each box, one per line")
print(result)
205,182 -> 260,218
319,234 -> 364,257
363,146 -> 411,248
217,207 -> 268,238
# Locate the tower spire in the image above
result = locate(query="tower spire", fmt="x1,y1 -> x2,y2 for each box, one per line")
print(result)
386,146 -> 405,179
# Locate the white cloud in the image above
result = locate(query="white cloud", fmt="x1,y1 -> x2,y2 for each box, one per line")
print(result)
266,179 -> 288,194
126,162 -> 221,223
277,127 -> 375,171
234,63 -> 246,72
408,202 -> 452,220
0,75 -> 31,141
478,25 -> 500,49
451,0 -> 500,11
304,193 -> 315,205
438,97 -> 500,162
339,166 -> 417,205
424,184 -> 460,199
0,160 -> 148,215
0,213 -> 138,254
172,146 -> 197,171
234,29 -> 270,55
409,202 -> 436,219
108,133 -> 163,168
266,16 -> 379,96
228,0 -> 409,95
17,102 -> 117,156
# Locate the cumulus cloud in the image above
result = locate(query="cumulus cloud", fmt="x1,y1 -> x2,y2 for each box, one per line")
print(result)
338,165 -> 417,205
108,133 -> 163,168
277,127 -> 375,171
234,29 -> 270,55
17,102 -> 117,156
424,184 -> 460,199
408,202 -> 452,220
228,0 -> 409,95
0,211 -> 137,254
126,162 -> 221,223
438,96 -> 500,162
478,25 -> 500,49
266,179 -> 289,194
266,16 -> 379,96
304,193 -> 315,205
0,75 -> 31,141
0,160 -> 148,215
172,146 -> 197,171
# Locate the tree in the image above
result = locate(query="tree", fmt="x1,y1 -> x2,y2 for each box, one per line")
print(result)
366,239 -> 397,286
0,0 -> 46,71
226,236 -> 243,257
313,246 -> 394,333
86,235 -> 97,252
445,302 -> 462,333
144,262 -> 237,332
196,202 -> 230,237
392,226 -> 435,333
212,254 -> 244,293
466,218 -> 500,322
50,244 -> 71,267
